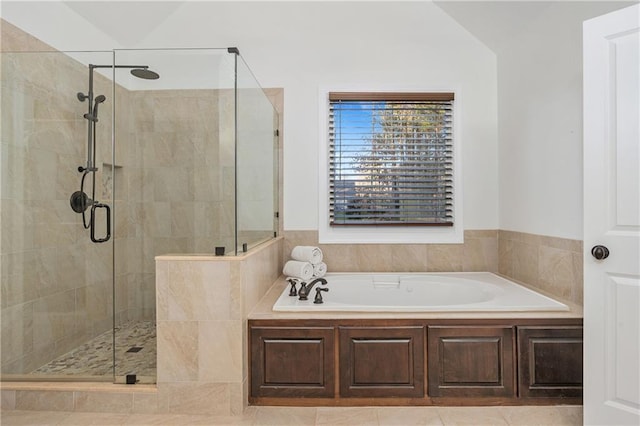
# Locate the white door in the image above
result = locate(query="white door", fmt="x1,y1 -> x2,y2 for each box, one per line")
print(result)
584,4 -> 640,425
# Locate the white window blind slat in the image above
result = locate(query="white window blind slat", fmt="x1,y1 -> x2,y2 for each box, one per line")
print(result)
328,92 -> 454,226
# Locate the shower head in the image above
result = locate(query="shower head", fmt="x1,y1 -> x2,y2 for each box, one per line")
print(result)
92,95 -> 107,120
130,68 -> 160,80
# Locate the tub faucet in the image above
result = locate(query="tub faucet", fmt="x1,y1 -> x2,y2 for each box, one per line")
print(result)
298,278 -> 328,300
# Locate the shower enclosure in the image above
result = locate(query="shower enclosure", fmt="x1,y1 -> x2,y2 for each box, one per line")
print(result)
0,47 -> 279,383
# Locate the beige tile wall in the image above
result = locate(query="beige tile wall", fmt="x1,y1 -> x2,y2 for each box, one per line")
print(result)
498,230 -> 583,305
284,229 -> 583,305
1,238 -> 283,414
284,230 -> 499,273
1,20 -> 120,374
154,237 -> 283,416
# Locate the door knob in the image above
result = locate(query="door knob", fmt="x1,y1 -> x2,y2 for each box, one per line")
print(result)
591,245 -> 610,260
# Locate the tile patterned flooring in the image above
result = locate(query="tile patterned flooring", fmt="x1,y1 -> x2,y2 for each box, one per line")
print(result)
1,405 -> 583,425
30,322 -> 156,381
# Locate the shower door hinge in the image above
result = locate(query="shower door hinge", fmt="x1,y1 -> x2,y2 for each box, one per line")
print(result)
274,211 -> 279,218
274,129 -> 280,137
227,47 -> 240,55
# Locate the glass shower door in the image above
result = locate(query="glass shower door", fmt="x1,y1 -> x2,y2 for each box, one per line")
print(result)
1,50 -> 116,381
111,48 -> 237,384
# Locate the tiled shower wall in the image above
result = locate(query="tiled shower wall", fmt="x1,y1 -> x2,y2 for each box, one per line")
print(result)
1,20 -> 238,374
1,21 -> 121,374
284,229 -> 583,305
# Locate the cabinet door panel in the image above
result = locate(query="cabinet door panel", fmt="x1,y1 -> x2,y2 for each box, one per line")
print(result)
251,327 -> 334,398
518,327 -> 583,398
340,327 -> 424,398
428,326 -> 515,397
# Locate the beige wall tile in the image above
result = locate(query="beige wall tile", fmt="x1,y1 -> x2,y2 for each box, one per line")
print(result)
167,261 -> 231,321
0,410 -> 72,424
73,391 -> 133,413
427,244 -> 464,272
498,236 -> 514,278
1,389 -> 16,410
463,237 -> 498,272
198,321 -> 242,382
228,382 -> 245,416
538,245 -> 577,301
498,230 -> 583,305
166,382 -> 230,416
572,252 -> 584,305
321,244 -> 358,272
14,390 -> 74,411
156,321 -> 198,383
356,245 -> 396,272
132,391 -> 168,415
511,240 -> 539,286
465,229 -> 498,239
390,245 -> 428,272
56,412 -> 131,424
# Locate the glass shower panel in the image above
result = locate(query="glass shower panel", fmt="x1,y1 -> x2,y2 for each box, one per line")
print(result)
235,56 -> 279,253
1,50 -> 116,380
111,48 -> 236,383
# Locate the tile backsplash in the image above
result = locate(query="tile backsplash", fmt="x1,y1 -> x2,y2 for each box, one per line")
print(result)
283,229 -> 583,306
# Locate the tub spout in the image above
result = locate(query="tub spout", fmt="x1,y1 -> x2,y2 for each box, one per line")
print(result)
298,278 -> 327,300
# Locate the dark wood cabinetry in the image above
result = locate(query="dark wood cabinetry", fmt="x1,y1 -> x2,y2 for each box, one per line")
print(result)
518,326 -> 583,398
427,326 -> 516,398
248,319 -> 582,405
339,326 -> 424,398
250,326 -> 335,398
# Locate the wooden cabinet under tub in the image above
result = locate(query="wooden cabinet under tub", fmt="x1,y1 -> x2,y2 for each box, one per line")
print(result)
427,326 -> 516,398
339,326 -> 424,398
248,319 -> 583,406
517,326 -> 583,399
250,326 -> 335,398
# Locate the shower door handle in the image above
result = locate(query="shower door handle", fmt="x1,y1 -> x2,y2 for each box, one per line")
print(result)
90,203 -> 111,243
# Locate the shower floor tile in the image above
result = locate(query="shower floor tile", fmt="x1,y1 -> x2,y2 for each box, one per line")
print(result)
30,321 -> 156,380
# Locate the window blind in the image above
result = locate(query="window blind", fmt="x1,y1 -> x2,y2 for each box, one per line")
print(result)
328,92 -> 455,226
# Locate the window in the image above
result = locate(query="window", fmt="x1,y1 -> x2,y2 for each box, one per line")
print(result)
329,92 -> 454,226
319,90 -> 462,244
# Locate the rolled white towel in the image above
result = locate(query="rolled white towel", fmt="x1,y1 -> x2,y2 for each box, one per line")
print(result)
313,262 -> 327,278
291,246 -> 323,265
283,260 -> 313,281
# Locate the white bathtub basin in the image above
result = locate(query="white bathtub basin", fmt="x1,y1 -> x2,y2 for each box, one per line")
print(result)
272,272 -> 569,312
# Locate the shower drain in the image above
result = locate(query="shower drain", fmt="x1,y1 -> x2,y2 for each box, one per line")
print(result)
126,347 -> 143,353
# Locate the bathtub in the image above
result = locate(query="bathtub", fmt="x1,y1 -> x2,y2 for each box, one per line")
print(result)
272,272 -> 569,312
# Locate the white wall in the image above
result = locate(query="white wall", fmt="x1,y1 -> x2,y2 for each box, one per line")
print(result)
497,2 -> 633,240
2,1 -> 499,232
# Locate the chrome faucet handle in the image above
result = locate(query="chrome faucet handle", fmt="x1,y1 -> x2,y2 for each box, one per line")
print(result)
314,287 -> 329,304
